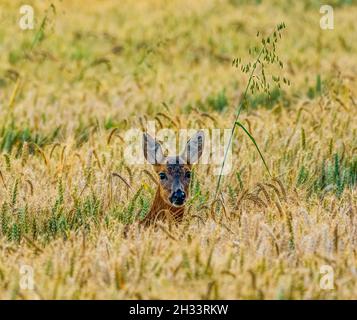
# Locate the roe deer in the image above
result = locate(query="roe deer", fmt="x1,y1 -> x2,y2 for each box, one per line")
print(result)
141,131 -> 204,227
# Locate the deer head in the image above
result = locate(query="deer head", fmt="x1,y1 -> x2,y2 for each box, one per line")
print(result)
143,131 -> 204,207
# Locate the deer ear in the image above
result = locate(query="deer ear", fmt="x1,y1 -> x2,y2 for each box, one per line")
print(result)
181,130 -> 204,164
143,133 -> 164,164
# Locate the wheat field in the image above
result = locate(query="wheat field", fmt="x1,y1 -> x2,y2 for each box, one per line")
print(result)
0,0 -> 356,299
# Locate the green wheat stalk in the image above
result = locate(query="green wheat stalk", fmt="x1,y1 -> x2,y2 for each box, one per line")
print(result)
214,23 -> 286,199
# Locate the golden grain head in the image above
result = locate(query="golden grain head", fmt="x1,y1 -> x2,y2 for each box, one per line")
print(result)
0,0 -> 356,300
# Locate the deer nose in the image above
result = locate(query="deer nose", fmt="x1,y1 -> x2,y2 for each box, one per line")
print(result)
170,190 -> 186,206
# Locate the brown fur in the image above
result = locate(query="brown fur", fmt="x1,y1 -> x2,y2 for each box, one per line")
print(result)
138,131 -> 204,228
140,161 -> 191,226
140,187 -> 186,227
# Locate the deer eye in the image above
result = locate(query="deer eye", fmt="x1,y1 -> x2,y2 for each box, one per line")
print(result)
159,172 -> 167,180
185,171 -> 191,179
